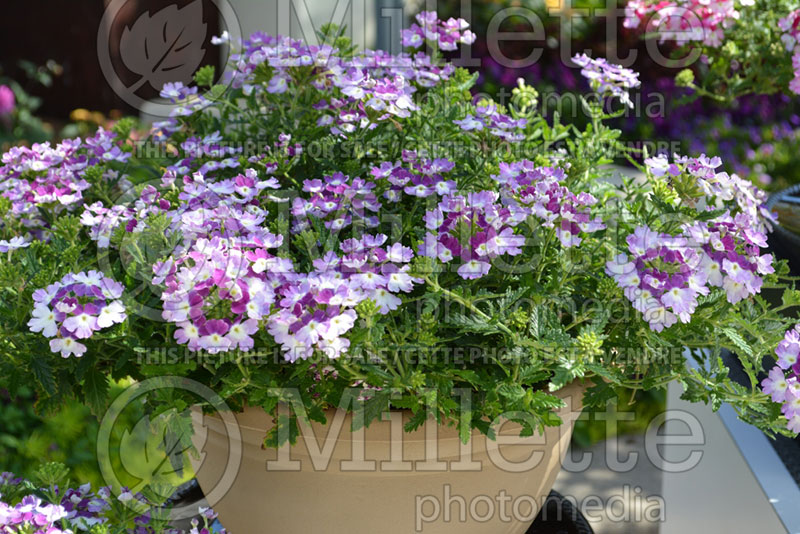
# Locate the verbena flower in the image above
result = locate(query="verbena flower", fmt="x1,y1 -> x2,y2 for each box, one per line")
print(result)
763,325 -> 800,433
419,190 -> 525,280
201,19 -> 470,139
0,471 -> 226,533
572,53 -> 641,108
28,271 -> 127,358
0,495 -> 70,532
607,154 -> 773,331
0,236 -> 30,252
492,161 -> 606,247
401,11 -> 476,51
372,154 -> 458,203
453,101 -> 528,141
0,129 -> 130,233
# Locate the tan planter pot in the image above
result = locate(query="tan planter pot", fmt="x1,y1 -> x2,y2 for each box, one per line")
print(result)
190,381 -> 585,534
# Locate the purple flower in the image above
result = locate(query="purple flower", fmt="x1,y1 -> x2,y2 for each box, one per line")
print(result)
200,319 -> 232,353
29,271 -> 126,358
572,53 -> 640,108
401,12 -> 475,51
762,366 -> 790,403
0,236 -> 30,252
777,329 -> 800,370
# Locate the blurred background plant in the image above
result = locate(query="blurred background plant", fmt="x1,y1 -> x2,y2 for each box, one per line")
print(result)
0,380 -> 193,492
438,0 -> 800,192
0,60 -> 61,149
573,389 -> 666,447
0,386 -> 102,485
62,107 -> 130,139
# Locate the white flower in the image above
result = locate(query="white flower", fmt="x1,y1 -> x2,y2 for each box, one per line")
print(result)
49,337 -> 87,358
96,301 -> 126,328
28,305 -> 58,337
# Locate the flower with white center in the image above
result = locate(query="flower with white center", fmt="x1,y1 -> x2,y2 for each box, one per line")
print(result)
0,236 -> 30,253
660,286 -> 697,322
371,288 -> 402,314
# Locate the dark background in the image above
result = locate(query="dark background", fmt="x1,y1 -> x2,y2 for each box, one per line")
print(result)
0,0 -> 221,120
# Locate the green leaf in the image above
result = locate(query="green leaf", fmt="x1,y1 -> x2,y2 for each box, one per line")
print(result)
29,352 -> 56,395
352,390 -> 391,432
781,288 -> 800,307
721,327 -> 753,357
581,381 -> 618,409
193,65 -> 216,87
447,312 -> 501,334
497,383 -> 526,401
455,70 -> 479,92
459,409 -> 472,444
83,368 -> 109,416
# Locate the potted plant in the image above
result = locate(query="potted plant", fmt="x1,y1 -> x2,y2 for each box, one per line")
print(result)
1,11 -> 799,534
624,1 -> 800,266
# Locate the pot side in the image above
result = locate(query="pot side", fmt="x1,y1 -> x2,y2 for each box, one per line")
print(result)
190,381 -> 585,534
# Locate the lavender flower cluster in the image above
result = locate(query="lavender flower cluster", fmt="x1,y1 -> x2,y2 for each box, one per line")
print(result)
492,162 -> 606,248
149,163 -> 423,360
0,494 -> 70,533
155,12 -> 476,141
419,190 -> 525,280
762,327 -> 800,433
452,101 -> 528,142
0,129 -> 130,235
571,53 -> 641,108
606,155 -> 774,331
58,149 -> 606,362
401,11 -> 476,51
27,271 -> 127,358
0,472 -> 223,534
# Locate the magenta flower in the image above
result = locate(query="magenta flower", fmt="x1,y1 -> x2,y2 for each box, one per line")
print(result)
0,85 -> 14,115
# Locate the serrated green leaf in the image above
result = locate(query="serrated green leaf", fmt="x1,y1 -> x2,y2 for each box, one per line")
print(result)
83,368 -> 109,416
721,327 -> 753,357
29,353 -> 55,395
497,383 -> 526,401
